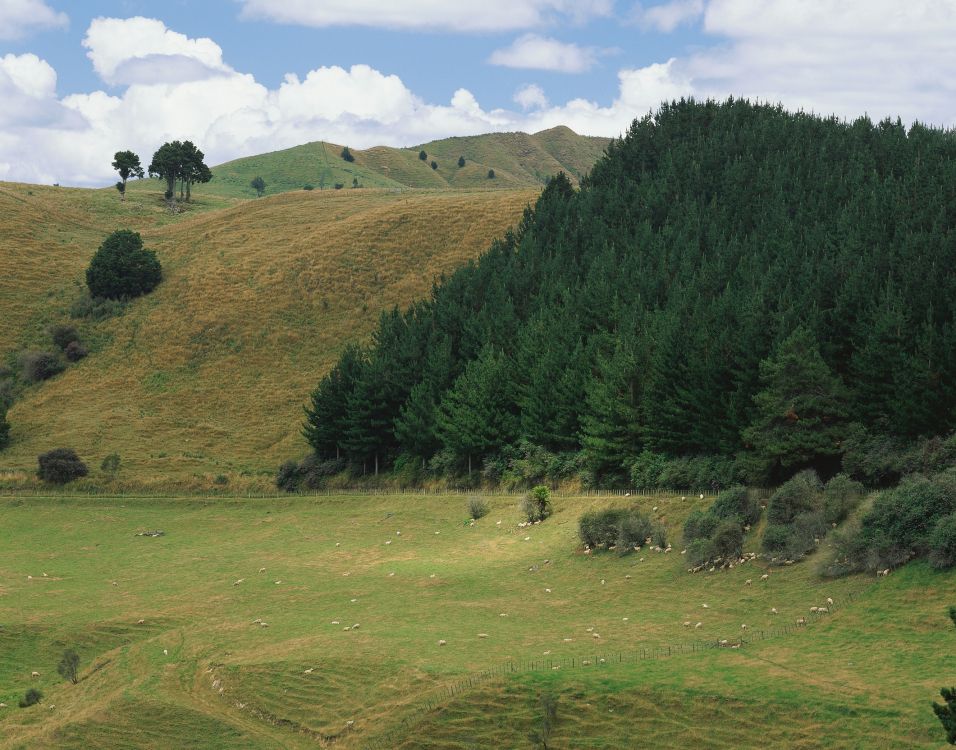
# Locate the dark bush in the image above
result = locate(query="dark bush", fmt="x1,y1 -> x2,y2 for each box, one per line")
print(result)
19,688 -> 42,708
630,452 -> 736,490
341,146 -> 354,162
458,156 -> 465,167
521,485 -> 552,522
70,292 -> 126,320
37,448 -> 88,484
822,474 -> 865,524
276,460 -> 300,491
929,513 -> 956,570
762,524 -> 792,552
86,229 -> 162,300
487,169 -> 495,179
710,520 -> 744,560
0,408 -> 10,450
430,160 -> 438,170
683,510 -> 719,543
334,183 -> 344,190
711,486 -> 762,526
64,341 -> 88,362
303,184 -> 314,191
579,508 -> 627,548
766,469 -> 822,525
21,351 -> 64,382
49,324 -> 79,350
616,510 -> 655,552
652,523 -> 668,549
418,150 -> 427,161
686,538 -> 714,565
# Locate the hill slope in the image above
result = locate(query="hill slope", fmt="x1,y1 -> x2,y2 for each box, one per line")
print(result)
203,126 -> 609,199
0,186 -> 537,484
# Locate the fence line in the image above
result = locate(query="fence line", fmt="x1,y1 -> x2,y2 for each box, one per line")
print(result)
355,588 -> 863,749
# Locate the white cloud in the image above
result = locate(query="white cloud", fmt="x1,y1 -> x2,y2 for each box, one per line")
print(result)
0,0 -> 67,40
237,0 -> 613,32
489,34 -> 598,73
514,83 -> 549,110
633,0 -> 704,32
83,17 -> 231,86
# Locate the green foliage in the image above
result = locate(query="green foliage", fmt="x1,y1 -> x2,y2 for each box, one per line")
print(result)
761,524 -> 793,553
467,495 -> 489,520
148,140 -> 211,203
579,508 -> 627,547
458,155 -> 465,168
112,150 -> 143,200
100,453 -> 121,474
303,184 -> 314,190
20,350 -> 64,382
710,486 -> 762,526
19,688 -> 42,708
341,146 -> 354,162
837,474 -> 956,572
934,687 -> 956,745
743,328 -> 849,482
37,448 -> 89,484
842,429 -> 956,486
57,648 -> 80,684
822,474 -> 865,525
766,470 -> 823,525
303,100 -> 956,483
521,485 -> 552,523
487,168 -> 495,179
49,324 -> 79,350
430,160 -> 438,170
418,150 -> 427,161
683,510 -> 719,543
275,454 -> 347,492
928,514 -> 956,570
85,230 -> 162,300
710,520 -> 744,560
250,176 -> 266,197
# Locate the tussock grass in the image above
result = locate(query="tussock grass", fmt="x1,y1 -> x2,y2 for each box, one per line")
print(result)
0,491 -> 952,748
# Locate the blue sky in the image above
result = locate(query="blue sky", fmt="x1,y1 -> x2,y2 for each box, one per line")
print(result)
1,0 -> 955,186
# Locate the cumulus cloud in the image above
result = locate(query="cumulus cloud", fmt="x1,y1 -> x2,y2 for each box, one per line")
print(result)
0,0 -> 67,40
514,84 -> 549,110
5,5 -> 956,186
632,1 -> 703,32
237,0 -> 613,32
83,16 -> 232,85
489,35 -> 598,73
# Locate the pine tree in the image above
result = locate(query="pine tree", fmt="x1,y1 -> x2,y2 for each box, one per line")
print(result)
303,345 -> 364,459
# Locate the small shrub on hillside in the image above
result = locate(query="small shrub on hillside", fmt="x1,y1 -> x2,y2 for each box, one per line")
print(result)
275,455 -> 346,491
21,351 -> 64,382
86,229 -> 162,300
487,169 -> 495,179
630,450 -> 668,489
0,409 -> 10,450
303,184 -> 314,191
579,508 -> 627,547
100,453 -> 121,474
276,460 -> 300,491
710,520 -> 744,560
57,648 -> 80,684
418,150 -> 427,161
0,378 -> 16,408
37,448 -> 88,484
430,160 -> 438,170
822,473 -> 865,524
19,688 -> 42,708
528,692 -> 558,750
933,687 -> 956,745
762,524 -> 792,552
521,485 -> 552,522
949,606 -> 956,629
652,524 -> 668,549
842,428 -> 956,485
683,510 -> 719,543
64,341 -> 88,362
70,292 -> 126,321
766,469 -> 822,525
687,538 -> 714,566
341,146 -> 354,162
458,156 -> 465,168
49,324 -> 79,351
617,510 -> 655,552
468,495 -> 489,520
334,183 -> 344,190
213,474 -> 229,486
929,514 -> 956,570
630,452 -> 736,491
711,485 -> 762,525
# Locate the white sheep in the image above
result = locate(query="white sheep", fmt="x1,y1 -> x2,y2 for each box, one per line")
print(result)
771,608 -> 778,614
741,624 -> 748,630
683,621 -> 691,627
760,574 -> 769,580
745,579 -> 752,585
233,578 -> 244,586
478,633 -> 489,639
438,639 -> 447,646
258,567 -> 266,573
137,618 -> 145,625
695,622 -> 703,629
826,597 -> 834,606
31,671 -> 39,678
303,668 -> 314,674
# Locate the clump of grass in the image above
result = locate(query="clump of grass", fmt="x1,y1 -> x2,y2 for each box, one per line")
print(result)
467,495 -> 489,520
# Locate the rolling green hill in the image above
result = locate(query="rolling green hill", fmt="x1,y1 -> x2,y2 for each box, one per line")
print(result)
200,126 -> 609,199
0,182 -> 537,487
0,490 -> 953,748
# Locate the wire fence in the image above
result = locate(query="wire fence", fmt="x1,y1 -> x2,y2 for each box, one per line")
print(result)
348,588 -> 862,748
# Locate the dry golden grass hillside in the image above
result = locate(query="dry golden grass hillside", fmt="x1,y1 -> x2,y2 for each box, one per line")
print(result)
0,186 -> 537,486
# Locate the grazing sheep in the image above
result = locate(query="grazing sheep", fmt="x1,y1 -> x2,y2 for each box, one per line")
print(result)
478,634 -> 489,639
388,572 -> 395,577
274,580 -> 282,585
438,640 -> 447,646
385,540 -> 392,545
702,604 -> 709,608
695,622 -> 703,629
563,638 -> 573,642
826,597 -> 834,606
233,579 -> 244,586
331,621 -> 340,625
601,579 -> 606,585
344,626 -> 351,631
352,623 -> 360,629
253,618 -> 263,624
545,588 -> 552,593
625,574 -> 632,579
137,618 -> 145,625
592,633 -> 601,639
699,494 -> 704,499
771,608 -> 778,614
810,607 -> 819,613
796,617 -> 807,626
163,649 -> 168,656
499,613 -> 508,617
304,668 -> 314,674
622,617 -> 629,622
258,567 -> 266,573
760,574 -> 769,581
0,703 -> 6,707
741,624 -> 748,629
683,621 -> 691,627
818,607 -> 829,613
259,622 -> 269,628
745,579 -> 752,585
31,671 -> 39,678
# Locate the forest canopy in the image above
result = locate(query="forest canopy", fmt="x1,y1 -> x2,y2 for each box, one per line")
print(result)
303,99 -> 956,487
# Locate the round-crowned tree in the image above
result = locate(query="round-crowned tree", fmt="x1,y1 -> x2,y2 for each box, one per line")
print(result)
37,448 -> 88,484
86,230 -> 162,300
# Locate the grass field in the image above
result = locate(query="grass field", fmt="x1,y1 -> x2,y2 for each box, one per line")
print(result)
1,490 -> 953,748
0,184 -> 537,485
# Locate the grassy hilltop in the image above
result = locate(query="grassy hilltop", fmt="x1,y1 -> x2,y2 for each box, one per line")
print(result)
0,180 -> 537,485
0,490 -> 953,748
